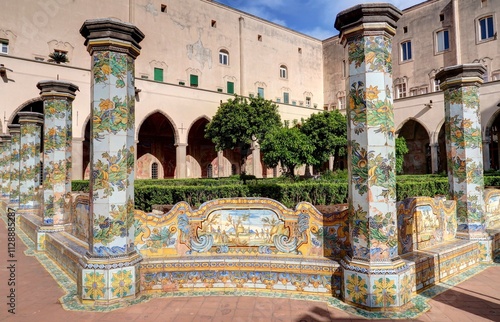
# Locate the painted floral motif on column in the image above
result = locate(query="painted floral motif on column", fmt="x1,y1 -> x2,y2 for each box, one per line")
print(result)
373,277 -> 397,306
90,49 -> 136,256
9,131 -> 21,205
1,140 -> 12,198
444,86 -> 486,234
19,122 -> 42,209
83,271 -> 106,299
345,274 -> 368,304
43,99 -> 72,225
111,269 -> 133,298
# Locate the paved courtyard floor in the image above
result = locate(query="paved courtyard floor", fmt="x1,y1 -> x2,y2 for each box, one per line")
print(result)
0,214 -> 499,322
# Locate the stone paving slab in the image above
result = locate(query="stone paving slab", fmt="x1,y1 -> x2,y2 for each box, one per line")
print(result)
0,213 -> 499,322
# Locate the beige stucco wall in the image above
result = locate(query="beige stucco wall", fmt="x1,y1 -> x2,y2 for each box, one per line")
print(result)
1,0 -> 500,178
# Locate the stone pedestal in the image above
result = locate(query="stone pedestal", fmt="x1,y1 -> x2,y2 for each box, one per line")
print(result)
335,4 -> 412,310
436,64 -> 492,262
38,80 -> 79,225
78,18 -> 145,304
8,124 -> 21,209
175,143 -> 187,179
18,112 -> 44,212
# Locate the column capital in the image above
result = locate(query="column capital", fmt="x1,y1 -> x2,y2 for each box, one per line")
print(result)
7,124 -> 21,134
80,18 -> 145,59
436,64 -> 486,90
334,3 -> 402,44
18,112 -> 44,125
37,80 -> 79,101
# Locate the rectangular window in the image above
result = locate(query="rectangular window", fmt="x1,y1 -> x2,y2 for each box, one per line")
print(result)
479,16 -> 494,40
410,89 -> 418,96
283,92 -> 289,104
219,51 -> 229,65
305,97 -> 311,107
0,40 -> 8,54
437,30 -> 450,52
257,87 -> 264,98
190,74 -> 198,87
154,68 -> 163,82
338,96 -> 345,110
396,83 -> 407,98
433,79 -> 440,92
401,41 -> 412,61
276,98 -> 281,103
161,4 -> 167,13
227,81 -> 234,94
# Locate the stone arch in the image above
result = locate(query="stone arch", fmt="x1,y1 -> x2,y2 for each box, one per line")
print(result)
136,109 -> 179,144
137,111 -> 177,178
396,118 -> 431,174
82,118 -> 91,179
136,153 -> 164,179
485,107 -> 500,170
8,97 -> 43,124
187,117 -> 217,178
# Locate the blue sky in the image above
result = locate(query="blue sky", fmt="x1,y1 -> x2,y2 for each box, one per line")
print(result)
216,0 -> 424,39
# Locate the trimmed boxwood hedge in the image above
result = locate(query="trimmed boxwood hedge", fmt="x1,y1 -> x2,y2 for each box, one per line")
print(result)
72,174 -> 500,211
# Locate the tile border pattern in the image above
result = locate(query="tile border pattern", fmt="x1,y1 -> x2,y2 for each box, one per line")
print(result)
4,213 -> 498,319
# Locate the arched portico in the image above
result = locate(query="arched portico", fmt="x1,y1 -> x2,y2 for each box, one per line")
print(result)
137,111 -> 177,178
397,118 -> 431,174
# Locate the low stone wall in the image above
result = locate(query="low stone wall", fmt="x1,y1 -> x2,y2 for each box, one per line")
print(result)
135,198 -> 349,296
397,196 -> 480,293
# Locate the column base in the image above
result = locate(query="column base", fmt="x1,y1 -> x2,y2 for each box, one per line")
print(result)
77,251 -> 142,305
340,257 -> 413,310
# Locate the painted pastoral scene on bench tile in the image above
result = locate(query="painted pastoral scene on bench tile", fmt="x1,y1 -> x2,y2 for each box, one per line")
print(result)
198,209 -> 288,247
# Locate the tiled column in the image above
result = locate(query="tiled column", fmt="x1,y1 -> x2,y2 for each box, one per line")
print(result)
0,140 -> 5,200
18,112 -> 44,212
79,18 -> 144,304
335,4 -> 412,310
436,64 -> 492,261
8,124 -> 21,209
0,135 -> 11,205
37,80 -> 79,224
175,143 -> 187,178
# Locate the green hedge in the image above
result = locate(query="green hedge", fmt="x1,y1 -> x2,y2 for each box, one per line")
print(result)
135,185 -> 250,211
72,174 -> 500,211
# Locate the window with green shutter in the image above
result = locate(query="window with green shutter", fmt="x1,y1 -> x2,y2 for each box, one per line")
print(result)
227,81 -> 234,94
190,74 -> 198,87
154,68 -> 163,82
283,92 -> 289,104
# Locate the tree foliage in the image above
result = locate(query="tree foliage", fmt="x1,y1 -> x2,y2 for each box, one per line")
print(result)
300,110 -> 347,170
205,95 -> 281,155
395,136 -> 409,174
260,122 -> 315,177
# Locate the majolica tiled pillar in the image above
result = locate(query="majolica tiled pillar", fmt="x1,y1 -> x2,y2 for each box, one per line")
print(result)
335,4 -> 412,309
18,112 -> 44,212
436,64 -> 492,261
8,124 -> 21,209
37,80 -> 79,224
0,140 -> 5,199
79,18 -> 144,304
0,135 -> 12,205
